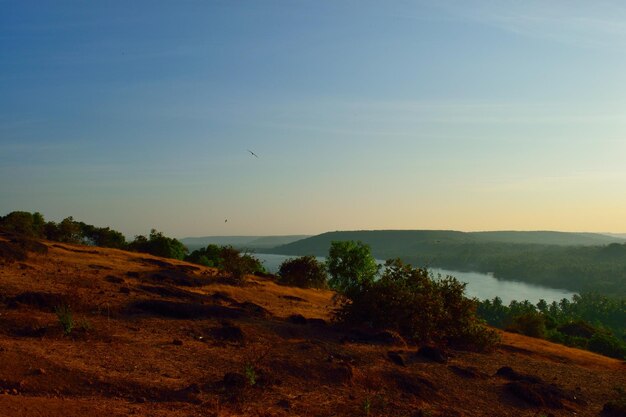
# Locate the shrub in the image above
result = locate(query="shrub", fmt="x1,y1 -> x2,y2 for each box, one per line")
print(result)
277,256 -> 328,288
55,304 -> 74,335
335,258 -> 499,350
587,332 -> 626,360
185,244 -> 222,267
219,246 -> 264,280
0,211 -> 45,237
507,312 -> 547,338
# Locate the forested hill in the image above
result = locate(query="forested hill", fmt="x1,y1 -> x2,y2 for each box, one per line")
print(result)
268,230 -> 626,297
180,235 -> 310,251
268,230 -> 626,257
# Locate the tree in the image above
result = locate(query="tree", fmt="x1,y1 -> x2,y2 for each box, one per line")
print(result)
57,217 -> 82,243
219,246 -> 264,280
326,240 -> 379,295
128,229 -> 187,260
0,211 -> 45,237
185,244 -> 223,267
278,256 -> 328,289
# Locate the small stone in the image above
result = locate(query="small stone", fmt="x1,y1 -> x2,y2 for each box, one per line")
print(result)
34,368 -> 46,375
276,399 -> 291,409
388,351 -> 406,366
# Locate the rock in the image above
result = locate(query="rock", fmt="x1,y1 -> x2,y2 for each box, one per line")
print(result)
105,275 -> 124,284
417,345 -> 447,364
209,322 -> 245,344
222,372 -> 246,390
603,401 -> 626,417
345,329 -> 406,346
496,366 -> 541,383
448,365 -> 487,379
390,371 -> 437,399
288,314 -> 307,325
387,351 -> 406,366
276,399 -> 291,410
279,295 -> 307,302
307,318 -> 327,327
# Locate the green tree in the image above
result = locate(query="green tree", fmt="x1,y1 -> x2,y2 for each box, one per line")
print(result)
128,229 -> 187,260
0,211 -> 45,237
327,240 -> 379,295
278,256 -> 328,289
57,217 -> 82,243
185,244 -> 223,267
219,246 -> 264,280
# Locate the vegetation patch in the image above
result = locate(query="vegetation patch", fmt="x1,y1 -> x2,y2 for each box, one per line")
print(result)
277,255 -> 328,289
479,294 -> 626,359
329,241 -> 499,351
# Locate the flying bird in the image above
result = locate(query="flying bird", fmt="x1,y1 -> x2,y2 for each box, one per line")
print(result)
247,149 -> 259,158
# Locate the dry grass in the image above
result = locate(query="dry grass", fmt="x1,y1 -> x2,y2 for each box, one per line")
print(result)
0,239 -> 624,416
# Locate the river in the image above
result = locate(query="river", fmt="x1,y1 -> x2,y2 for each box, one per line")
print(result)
253,253 -> 575,305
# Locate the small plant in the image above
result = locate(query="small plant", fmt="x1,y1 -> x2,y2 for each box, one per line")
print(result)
244,363 -> 257,386
362,397 -> 371,416
55,304 -> 74,335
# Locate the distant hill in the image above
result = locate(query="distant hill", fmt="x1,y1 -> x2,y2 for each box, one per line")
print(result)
268,230 -> 626,257
267,230 -> 626,296
604,233 -> 626,239
180,235 -> 309,251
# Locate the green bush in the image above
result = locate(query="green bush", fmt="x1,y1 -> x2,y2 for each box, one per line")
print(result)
334,258 -> 499,350
219,246 -> 264,280
55,304 -> 74,335
587,332 -> 626,360
0,211 -> 45,237
185,244 -> 222,267
277,256 -> 328,288
128,229 -> 187,260
506,312 -> 547,338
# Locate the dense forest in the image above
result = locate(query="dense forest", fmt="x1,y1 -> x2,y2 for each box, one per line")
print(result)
269,230 -> 626,297
477,293 -> 626,359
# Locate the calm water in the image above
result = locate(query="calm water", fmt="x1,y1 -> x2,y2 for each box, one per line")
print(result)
254,253 -> 575,304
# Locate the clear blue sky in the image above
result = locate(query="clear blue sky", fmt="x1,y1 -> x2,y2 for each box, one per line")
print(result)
2,1 -> 626,237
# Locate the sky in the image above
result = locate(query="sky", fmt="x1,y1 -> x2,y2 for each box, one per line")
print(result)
2,0 -> 626,238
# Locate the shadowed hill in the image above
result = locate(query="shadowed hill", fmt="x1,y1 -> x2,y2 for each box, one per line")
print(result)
180,235 -> 310,251
268,230 -> 626,257
267,230 -> 626,296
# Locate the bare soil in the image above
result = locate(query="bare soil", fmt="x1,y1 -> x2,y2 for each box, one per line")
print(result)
0,238 -> 624,416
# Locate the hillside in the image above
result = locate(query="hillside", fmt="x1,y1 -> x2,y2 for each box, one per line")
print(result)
268,230 -> 626,296
269,230 -> 626,257
0,236 -> 625,416
180,235 -> 310,251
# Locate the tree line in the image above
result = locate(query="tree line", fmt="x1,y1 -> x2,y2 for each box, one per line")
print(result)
477,293 -> 626,359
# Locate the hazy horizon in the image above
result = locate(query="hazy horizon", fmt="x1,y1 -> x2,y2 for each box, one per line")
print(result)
3,1 -> 626,237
